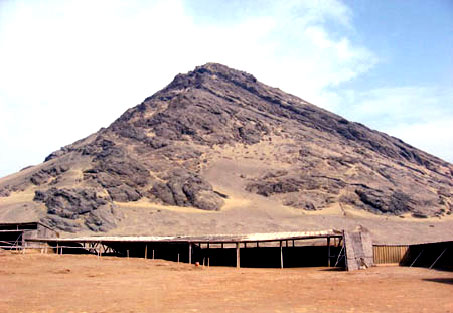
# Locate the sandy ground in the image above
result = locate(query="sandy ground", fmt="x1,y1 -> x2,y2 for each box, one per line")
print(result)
1,253 -> 452,313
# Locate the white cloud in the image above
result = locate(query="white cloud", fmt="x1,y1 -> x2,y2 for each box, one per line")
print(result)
0,0 -> 378,177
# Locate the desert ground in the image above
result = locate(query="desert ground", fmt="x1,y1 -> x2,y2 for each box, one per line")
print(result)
1,252 -> 452,313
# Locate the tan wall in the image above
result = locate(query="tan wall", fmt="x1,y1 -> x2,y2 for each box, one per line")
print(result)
373,245 -> 409,264
37,225 -> 58,239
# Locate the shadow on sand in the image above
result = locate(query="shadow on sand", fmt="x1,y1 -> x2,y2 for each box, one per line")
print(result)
422,278 -> 453,285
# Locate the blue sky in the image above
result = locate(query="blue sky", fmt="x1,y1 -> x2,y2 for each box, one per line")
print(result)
0,0 -> 452,178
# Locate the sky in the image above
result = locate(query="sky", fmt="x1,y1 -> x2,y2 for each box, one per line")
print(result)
0,0 -> 452,178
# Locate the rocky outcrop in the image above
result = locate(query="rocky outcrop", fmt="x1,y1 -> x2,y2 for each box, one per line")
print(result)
30,165 -> 69,185
150,170 -> 223,211
34,188 -> 119,232
353,188 -> 414,215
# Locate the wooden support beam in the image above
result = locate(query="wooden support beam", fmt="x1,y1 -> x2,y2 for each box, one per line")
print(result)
257,242 -> 259,248
327,236 -> 331,267
145,244 -> 148,259
236,242 -> 240,268
280,241 -> 284,269
189,243 -> 192,264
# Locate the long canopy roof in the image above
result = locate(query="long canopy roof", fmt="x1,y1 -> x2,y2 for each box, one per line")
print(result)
30,229 -> 343,244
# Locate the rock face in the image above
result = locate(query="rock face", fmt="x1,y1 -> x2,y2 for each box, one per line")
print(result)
0,63 -> 452,233
33,188 -> 119,232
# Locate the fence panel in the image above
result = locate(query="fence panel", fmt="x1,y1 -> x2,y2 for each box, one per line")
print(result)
373,245 -> 409,264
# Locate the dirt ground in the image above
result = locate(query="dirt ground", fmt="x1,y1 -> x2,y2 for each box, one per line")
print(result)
1,252 -> 452,313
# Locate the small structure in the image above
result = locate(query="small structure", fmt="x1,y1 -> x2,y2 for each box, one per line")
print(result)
344,228 -> 373,270
0,222 -> 58,249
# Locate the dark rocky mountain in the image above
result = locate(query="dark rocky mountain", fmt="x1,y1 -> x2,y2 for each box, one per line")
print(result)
1,63 -> 452,241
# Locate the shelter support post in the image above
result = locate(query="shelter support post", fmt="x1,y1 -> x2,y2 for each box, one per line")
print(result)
236,242 -> 240,269
280,241 -> 284,269
189,243 -> 192,264
327,236 -> 331,267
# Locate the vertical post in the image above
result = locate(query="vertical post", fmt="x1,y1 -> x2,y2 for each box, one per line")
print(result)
56,243 -> 59,255
236,242 -> 240,269
127,249 -> 130,259
152,249 -> 155,260
189,243 -> 192,264
292,240 -> 295,247
207,242 -> 210,267
177,253 -> 180,264
327,236 -> 331,267
145,244 -> 148,259
280,241 -> 284,269
257,242 -> 259,248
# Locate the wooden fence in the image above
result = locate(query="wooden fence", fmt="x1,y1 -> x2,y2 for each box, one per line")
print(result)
372,245 -> 409,264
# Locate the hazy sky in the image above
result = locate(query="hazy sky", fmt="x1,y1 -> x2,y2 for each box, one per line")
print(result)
0,0 -> 452,178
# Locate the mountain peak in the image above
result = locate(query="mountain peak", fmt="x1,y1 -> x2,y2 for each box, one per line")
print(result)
165,62 -> 257,92
0,64 -> 452,241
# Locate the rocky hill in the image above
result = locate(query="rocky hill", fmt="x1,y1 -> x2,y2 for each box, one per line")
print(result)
1,63 -> 452,243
